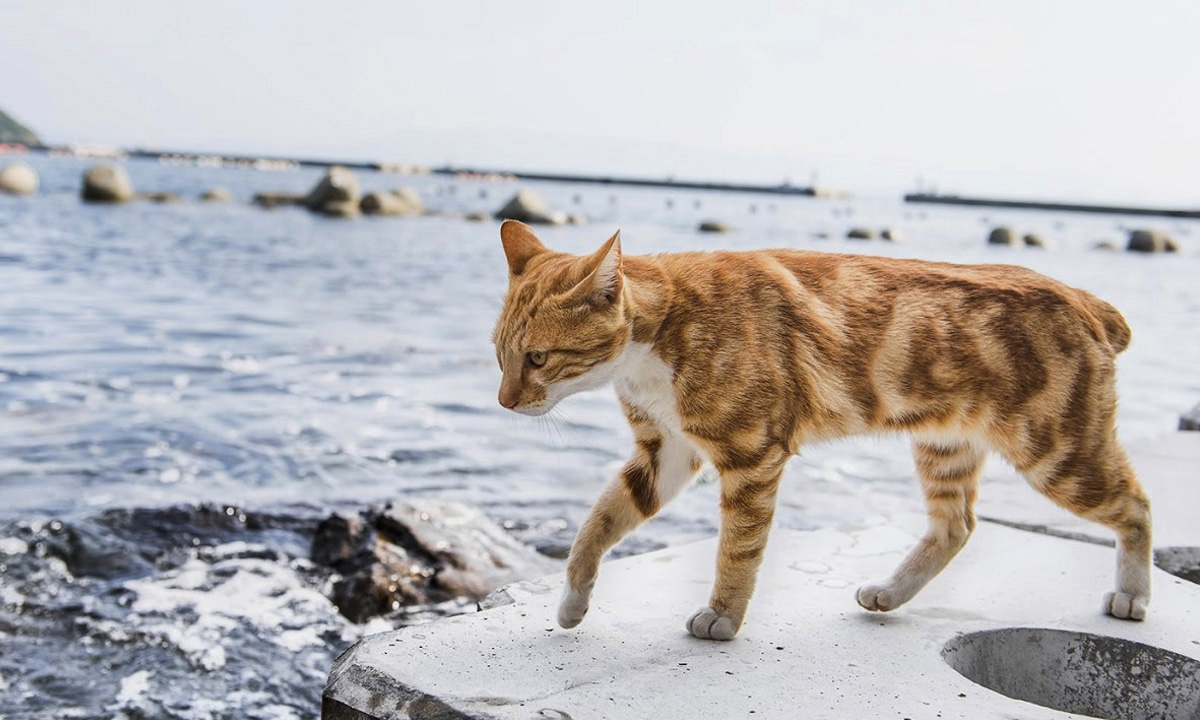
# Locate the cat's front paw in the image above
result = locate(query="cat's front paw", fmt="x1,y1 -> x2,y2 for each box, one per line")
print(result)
686,607 -> 739,641
557,587 -> 591,629
1104,590 -> 1149,621
856,581 -> 904,612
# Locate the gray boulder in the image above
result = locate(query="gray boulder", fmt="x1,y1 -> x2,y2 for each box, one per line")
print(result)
310,500 -> 560,623
987,226 -> 1019,246
360,187 -> 424,216
494,189 -> 566,225
305,167 -> 360,216
1023,233 -> 1046,248
1127,229 -> 1178,253
0,162 -> 38,195
200,187 -> 233,202
847,227 -> 876,240
698,220 -> 730,233
81,163 -> 135,203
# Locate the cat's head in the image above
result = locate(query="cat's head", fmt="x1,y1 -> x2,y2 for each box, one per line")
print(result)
492,220 -> 630,415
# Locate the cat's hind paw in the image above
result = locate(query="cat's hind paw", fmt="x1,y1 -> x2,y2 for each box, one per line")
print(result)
686,607 -> 739,641
557,587 -> 591,629
856,581 -> 905,612
1104,590 -> 1148,621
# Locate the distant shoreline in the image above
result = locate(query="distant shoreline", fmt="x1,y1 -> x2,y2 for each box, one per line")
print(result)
905,193 -> 1200,220
15,143 -> 835,198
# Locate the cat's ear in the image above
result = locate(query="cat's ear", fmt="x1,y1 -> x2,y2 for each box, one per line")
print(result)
578,230 -> 623,305
500,220 -> 548,277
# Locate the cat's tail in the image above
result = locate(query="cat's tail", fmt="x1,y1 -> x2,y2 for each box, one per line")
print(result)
1081,292 -> 1132,354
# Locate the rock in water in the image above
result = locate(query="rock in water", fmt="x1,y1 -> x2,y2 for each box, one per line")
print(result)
201,187 -> 233,202
987,226 -> 1019,246
464,211 -> 490,222
311,500 -> 560,623
1180,402 -> 1200,431
0,162 -> 38,195
252,191 -> 306,209
360,188 -> 424,216
1023,233 -> 1046,248
138,191 -> 181,203
494,189 -> 566,225
1127,229 -> 1178,253
846,227 -> 876,240
81,163 -> 135,203
305,166 -> 361,217
880,228 -> 901,242
698,220 -> 730,233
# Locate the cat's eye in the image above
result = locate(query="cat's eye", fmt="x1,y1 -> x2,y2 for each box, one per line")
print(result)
527,350 -> 549,368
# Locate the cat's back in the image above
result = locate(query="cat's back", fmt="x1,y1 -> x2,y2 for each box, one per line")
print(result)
647,248 -> 1129,354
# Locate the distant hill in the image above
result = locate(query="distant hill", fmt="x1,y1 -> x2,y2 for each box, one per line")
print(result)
0,108 -> 40,145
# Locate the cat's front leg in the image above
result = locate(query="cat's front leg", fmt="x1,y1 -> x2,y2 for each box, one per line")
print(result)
559,433 -> 701,629
688,461 -> 784,641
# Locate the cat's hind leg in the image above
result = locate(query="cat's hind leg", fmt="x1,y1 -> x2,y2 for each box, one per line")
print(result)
558,432 -> 700,629
857,439 -> 984,612
1021,441 -> 1151,620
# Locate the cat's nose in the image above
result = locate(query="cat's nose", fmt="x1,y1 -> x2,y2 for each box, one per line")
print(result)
498,393 -> 517,409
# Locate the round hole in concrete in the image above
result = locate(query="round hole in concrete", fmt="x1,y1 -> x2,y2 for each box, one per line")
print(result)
1156,547 -> 1200,585
942,628 -> 1200,720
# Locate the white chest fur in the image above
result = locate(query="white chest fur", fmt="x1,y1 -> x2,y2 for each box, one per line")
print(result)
613,343 -> 684,435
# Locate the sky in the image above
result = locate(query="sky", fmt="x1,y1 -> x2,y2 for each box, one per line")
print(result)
1,0 -> 1197,204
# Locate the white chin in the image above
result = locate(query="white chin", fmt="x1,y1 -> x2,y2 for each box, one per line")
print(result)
511,402 -> 554,417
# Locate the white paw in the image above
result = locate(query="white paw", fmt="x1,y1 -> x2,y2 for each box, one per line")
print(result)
856,581 -> 904,612
686,607 -> 738,641
557,587 -> 591,629
1104,591 -> 1149,621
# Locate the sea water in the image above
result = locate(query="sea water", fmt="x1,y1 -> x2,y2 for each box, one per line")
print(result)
1,155 -> 1197,718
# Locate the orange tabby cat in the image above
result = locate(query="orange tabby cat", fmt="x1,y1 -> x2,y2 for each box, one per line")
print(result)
492,220 -> 1151,640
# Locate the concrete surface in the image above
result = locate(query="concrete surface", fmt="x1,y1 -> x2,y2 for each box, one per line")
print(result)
323,433 -> 1200,719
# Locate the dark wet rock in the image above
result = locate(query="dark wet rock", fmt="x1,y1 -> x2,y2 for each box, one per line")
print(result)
987,226 -> 1019,246
0,161 -> 38,195
360,188 -> 424,216
138,191 -> 181,204
201,187 -> 234,202
880,228 -> 900,242
17,504 -> 320,580
312,500 -> 561,623
305,166 -> 361,213
494,189 -> 566,225
1127,229 -> 1178,253
81,163 -> 135,203
698,220 -> 729,233
252,191 -> 306,209
1023,233 -> 1046,248
846,227 -> 876,240
1180,401 -> 1200,431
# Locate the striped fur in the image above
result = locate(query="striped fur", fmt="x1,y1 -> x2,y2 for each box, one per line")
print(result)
493,221 -> 1152,639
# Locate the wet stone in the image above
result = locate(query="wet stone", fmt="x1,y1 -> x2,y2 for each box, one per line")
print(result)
311,500 -> 561,623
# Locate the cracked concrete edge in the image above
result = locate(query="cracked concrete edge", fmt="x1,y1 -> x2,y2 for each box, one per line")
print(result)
323,634 -> 495,720
977,515 -> 1114,547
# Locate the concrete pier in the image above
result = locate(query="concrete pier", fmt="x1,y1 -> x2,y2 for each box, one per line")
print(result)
323,433 -> 1200,720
